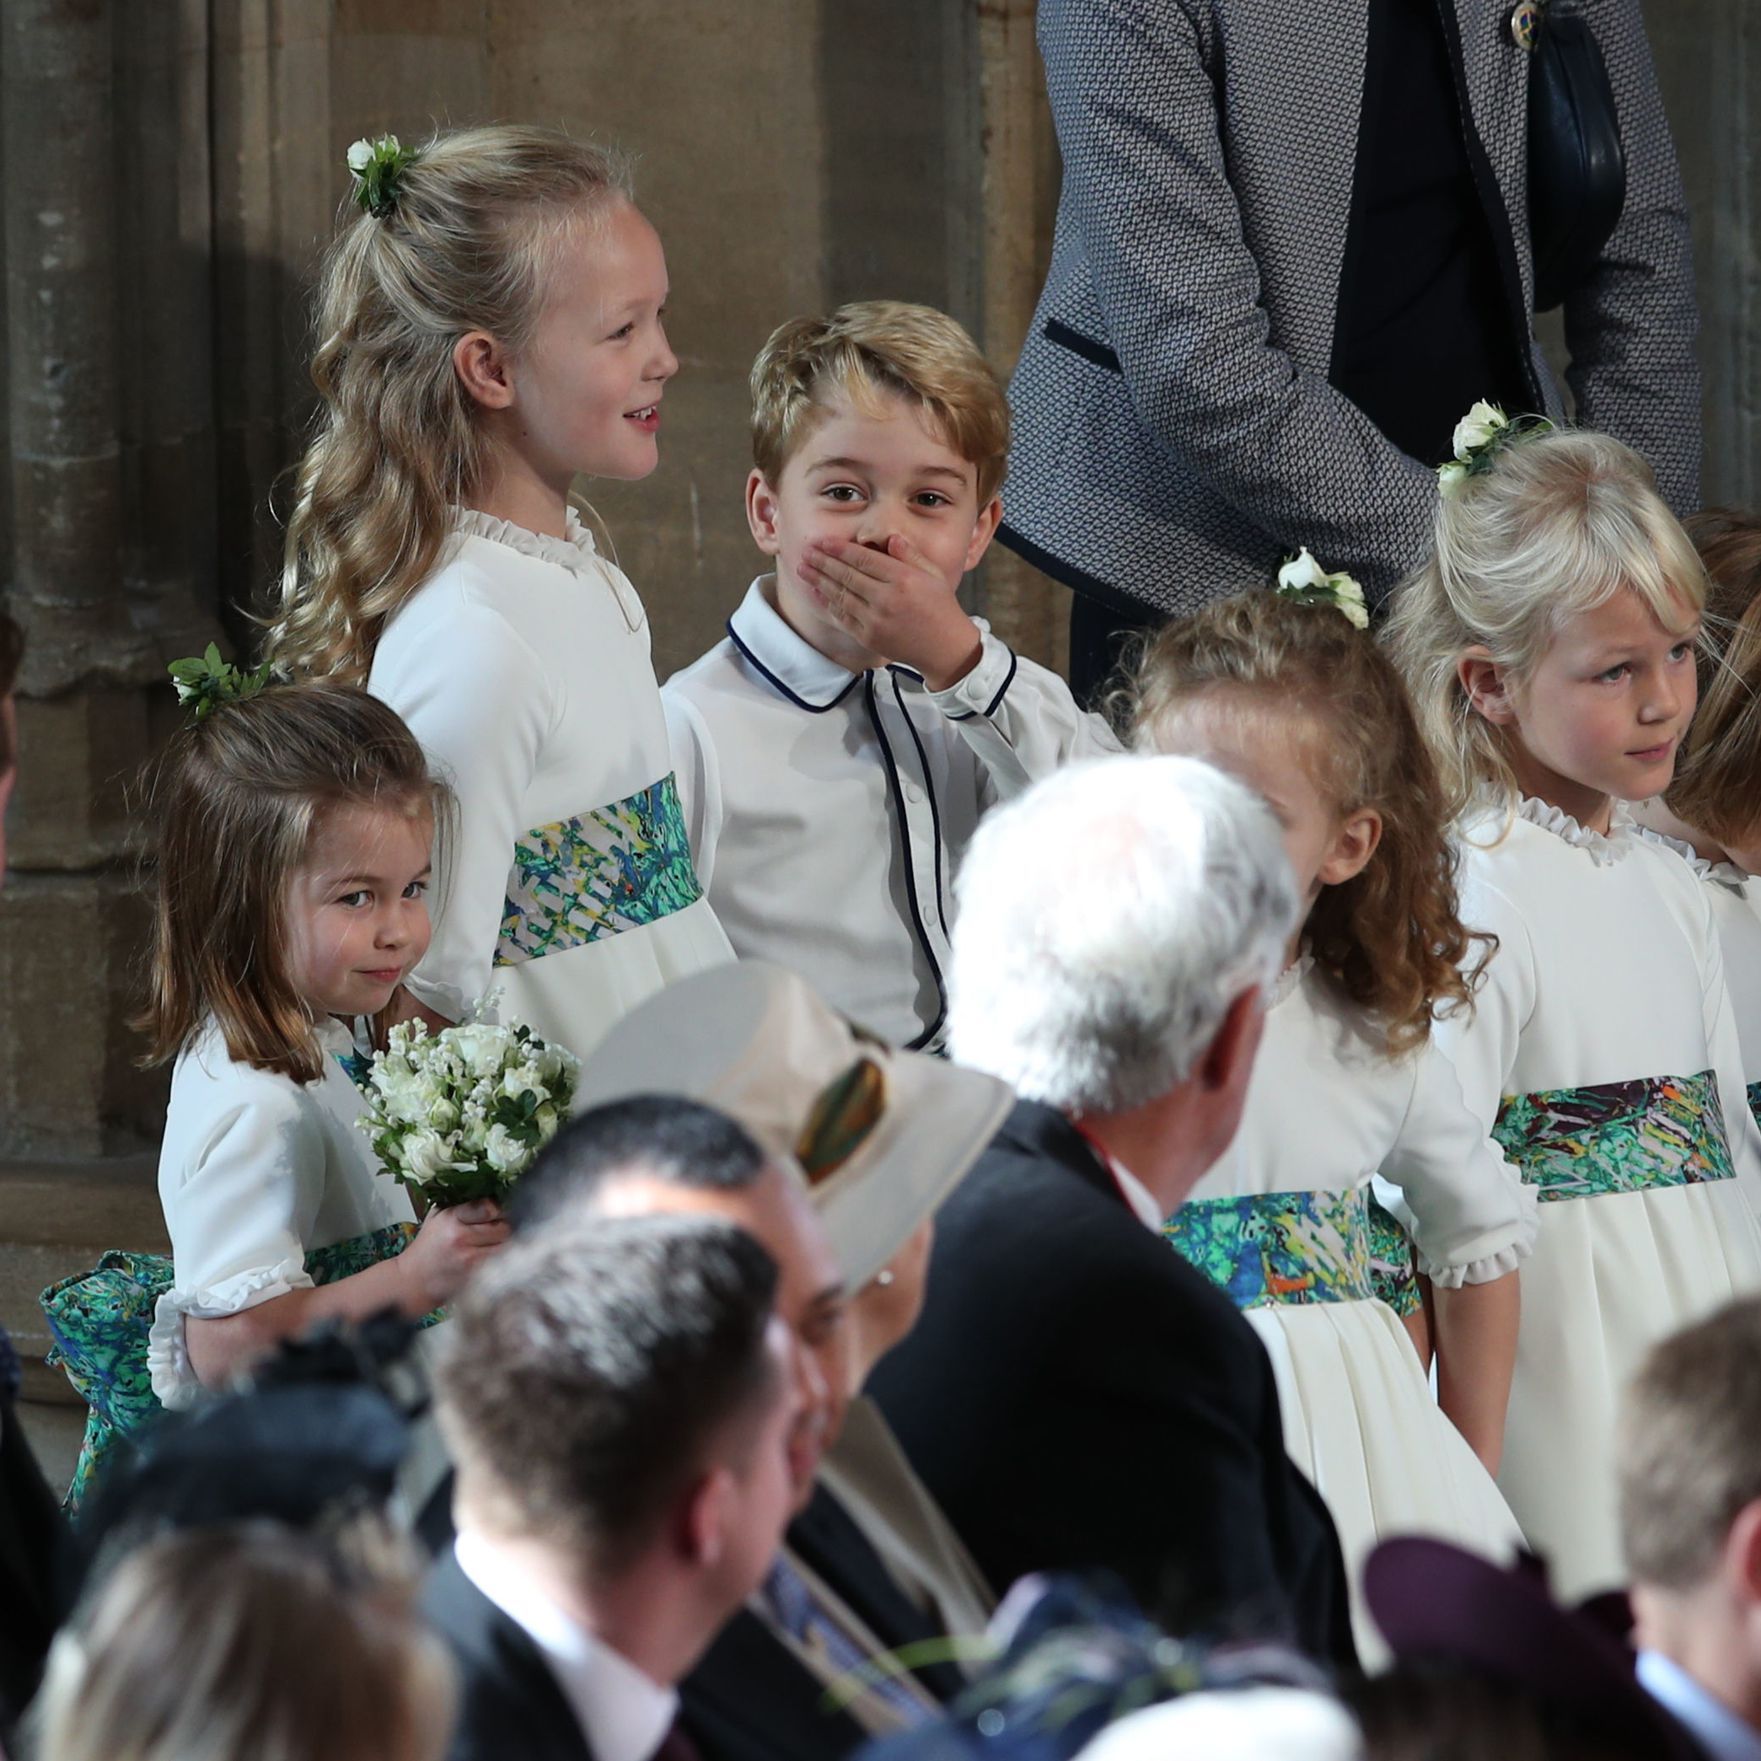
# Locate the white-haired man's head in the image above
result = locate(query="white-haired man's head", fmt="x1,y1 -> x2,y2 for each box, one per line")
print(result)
949,755 -> 1298,1115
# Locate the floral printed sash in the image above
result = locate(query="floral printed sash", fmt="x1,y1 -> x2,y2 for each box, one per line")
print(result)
1749,1080 -> 1761,1134
40,1221 -> 419,1511
496,773 -> 702,966
1164,1185 -> 1377,1308
1493,1069 -> 1734,1202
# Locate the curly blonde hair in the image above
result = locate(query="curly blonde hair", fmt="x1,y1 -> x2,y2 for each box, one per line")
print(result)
1665,508 -> 1761,848
1383,428 -> 1707,823
1122,591 -> 1486,1056
269,125 -> 634,685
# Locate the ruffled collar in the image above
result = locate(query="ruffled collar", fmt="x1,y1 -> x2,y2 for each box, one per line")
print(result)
1630,823 -> 1751,893
451,505 -> 644,631
451,505 -> 600,572
1269,949 -> 1315,1010
1512,795 -> 1634,867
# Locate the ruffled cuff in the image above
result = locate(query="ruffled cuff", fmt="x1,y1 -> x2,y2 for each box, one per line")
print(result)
147,1256 -> 313,1410
1415,1187 -> 1540,1289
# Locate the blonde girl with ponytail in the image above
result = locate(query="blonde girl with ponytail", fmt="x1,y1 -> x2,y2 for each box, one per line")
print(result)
271,126 -> 730,1063
1386,418 -> 1761,1604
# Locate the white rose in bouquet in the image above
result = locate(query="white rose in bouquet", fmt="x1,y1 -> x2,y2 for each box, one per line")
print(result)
360,1008 -> 581,1206
1451,399 -> 1506,461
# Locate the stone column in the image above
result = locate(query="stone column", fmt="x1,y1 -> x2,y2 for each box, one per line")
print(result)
0,0 -> 212,1460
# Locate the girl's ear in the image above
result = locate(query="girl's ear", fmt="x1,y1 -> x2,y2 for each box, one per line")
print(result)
453,331 -> 517,411
1318,805 -> 1383,887
1458,647 -> 1518,726
746,469 -> 783,556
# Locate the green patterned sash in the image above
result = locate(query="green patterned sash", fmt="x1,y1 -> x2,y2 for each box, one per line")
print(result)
1164,1185 -> 1378,1308
496,772 -> 703,965
40,1220 -> 419,1511
1365,1194 -> 1423,1319
1749,1080 -> 1761,1134
1493,1069 -> 1734,1202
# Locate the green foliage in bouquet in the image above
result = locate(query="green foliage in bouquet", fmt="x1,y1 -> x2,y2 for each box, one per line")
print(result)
359,1015 -> 581,1207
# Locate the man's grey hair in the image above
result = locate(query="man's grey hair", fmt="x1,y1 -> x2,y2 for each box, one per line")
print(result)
949,754 -> 1298,1113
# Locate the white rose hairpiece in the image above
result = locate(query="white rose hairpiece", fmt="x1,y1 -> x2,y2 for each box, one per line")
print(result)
1274,548 -> 1370,630
346,134 -> 419,219
1437,399 -> 1555,496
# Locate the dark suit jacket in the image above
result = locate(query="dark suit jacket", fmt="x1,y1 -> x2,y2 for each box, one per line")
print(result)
423,1551 -> 597,1761
869,1100 -> 1356,1668
680,1485 -> 962,1761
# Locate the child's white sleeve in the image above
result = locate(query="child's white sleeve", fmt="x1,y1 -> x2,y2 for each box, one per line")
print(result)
149,1081 -> 324,1408
929,622 -> 1122,802
1690,878 -> 1761,1204
1377,1038 -> 1537,1287
1431,872 -> 1537,1144
662,686 -> 723,890
372,599 -> 553,1024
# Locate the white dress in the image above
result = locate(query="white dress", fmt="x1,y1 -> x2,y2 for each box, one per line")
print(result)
370,510 -> 732,1062
1170,958 -> 1534,1659
1633,825 -> 1761,1132
1435,799 -> 1761,1599
147,1016 -> 414,1409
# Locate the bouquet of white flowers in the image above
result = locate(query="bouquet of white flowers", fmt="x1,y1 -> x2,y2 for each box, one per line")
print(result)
359,1015 -> 581,1206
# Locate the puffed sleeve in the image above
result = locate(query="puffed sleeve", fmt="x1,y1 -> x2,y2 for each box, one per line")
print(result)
1430,868 -> 1537,1146
370,592 -> 555,1023
148,1074 -> 325,1409
662,686 -> 724,890
1376,1038 -> 1537,1287
929,627 -> 1123,805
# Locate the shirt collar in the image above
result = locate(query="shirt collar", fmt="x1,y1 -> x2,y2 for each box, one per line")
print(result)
1638,1650 -> 1761,1761
726,576 -> 927,711
1068,1119 -> 1165,1230
455,1531 -> 678,1761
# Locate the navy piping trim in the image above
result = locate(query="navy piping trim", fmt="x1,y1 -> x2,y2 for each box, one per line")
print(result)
868,673 -> 949,1048
1044,318 -> 1123,374
981,649 -> 1019,719
993,524 -> 1151,623
726,620 -> 861,714
891,671 -> 954,943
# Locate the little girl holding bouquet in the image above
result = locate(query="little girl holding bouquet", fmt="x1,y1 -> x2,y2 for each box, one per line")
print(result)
42,664 -> 508,1502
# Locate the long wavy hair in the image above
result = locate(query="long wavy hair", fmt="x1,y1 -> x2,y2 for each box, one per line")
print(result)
1122,591 -> 1486,1056
1665,508 -> 1761,848
1383,427 -> 1708,825
138,683 -> 447,1083
268,125 -> 634,685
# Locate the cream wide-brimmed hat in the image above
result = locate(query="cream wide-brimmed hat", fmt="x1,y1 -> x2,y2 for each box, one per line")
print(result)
573,961 -> 1013,1290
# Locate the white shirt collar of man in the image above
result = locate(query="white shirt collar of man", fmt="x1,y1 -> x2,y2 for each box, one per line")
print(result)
1637,1649 -> 1761,1761
454,1529 -> 679,1761
728,575 -> 925,712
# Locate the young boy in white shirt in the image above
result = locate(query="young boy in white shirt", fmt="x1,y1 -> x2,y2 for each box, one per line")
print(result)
665,302 -> 1119,1050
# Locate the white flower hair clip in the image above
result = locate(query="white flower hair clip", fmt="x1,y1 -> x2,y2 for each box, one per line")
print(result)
1274,548 -> 1369,630
1437,399 -> 1555,496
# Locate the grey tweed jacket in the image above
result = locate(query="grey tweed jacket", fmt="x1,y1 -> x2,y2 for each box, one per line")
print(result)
1001,0 -> 1702,618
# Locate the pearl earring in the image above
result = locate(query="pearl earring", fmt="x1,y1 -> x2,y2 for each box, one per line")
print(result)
875,1268 -> 895,1287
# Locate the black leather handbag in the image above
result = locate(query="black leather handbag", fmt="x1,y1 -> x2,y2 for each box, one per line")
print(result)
1527,8 -> 1628,312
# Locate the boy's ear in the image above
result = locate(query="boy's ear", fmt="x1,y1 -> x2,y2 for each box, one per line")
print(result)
746,469 -> 783,556
1458,647 -> 1518,726
1317,806 -> 1383,887
453,332 -> 516,411
962,495 -> 1004,573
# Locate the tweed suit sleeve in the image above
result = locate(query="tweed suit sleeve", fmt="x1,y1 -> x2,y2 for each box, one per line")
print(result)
1555,0 -> 1701,516
1038,0 -> 1440,596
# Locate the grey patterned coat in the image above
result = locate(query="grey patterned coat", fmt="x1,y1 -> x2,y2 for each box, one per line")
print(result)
1000,0 -> 1702,617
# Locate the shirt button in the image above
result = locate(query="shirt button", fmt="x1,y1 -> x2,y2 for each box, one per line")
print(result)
905,784 -> 925,804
